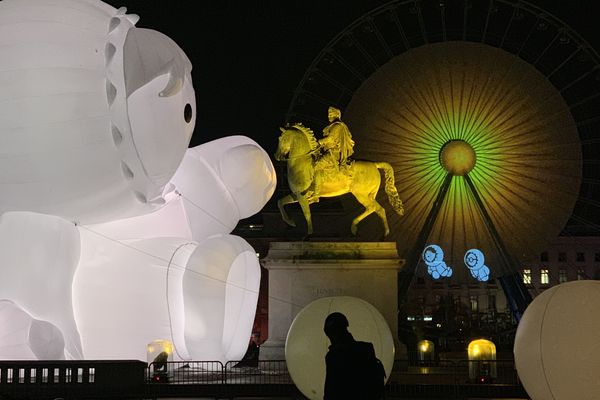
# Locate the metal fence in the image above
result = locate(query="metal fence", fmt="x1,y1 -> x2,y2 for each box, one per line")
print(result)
148,360 -> 224,384
145,359 -> 519,386
0,359 -> 526,399
387,359 -> 525,399
147,360 -> 293,385
391,359 -> 521,385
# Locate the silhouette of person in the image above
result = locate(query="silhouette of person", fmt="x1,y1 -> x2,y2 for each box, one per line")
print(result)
323,312 -> 384,400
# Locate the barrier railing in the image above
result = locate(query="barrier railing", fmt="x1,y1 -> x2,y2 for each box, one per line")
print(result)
146,360 -> 293,385
148,360 -> 225,384
0,359 -> 525,399
224,360 -> 293,384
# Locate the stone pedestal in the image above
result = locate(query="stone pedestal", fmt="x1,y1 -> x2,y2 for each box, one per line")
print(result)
260,241 -> 405,360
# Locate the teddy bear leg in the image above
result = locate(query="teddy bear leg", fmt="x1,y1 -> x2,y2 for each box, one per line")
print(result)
0,212 -> 82,359
0,300 -> 65,360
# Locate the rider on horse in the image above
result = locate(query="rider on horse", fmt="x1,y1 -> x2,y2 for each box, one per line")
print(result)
319,106 -> 355,168
275,120 -> 404,236
312,106 -> 355,199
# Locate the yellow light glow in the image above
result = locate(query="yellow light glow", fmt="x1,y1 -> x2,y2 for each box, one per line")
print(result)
147,339 -> 174,355
417,339 -> 434,354
468,339 -> 496,360
439,140 -> 476,176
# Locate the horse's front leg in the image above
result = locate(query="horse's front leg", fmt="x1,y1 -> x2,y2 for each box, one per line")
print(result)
278,194 -> 298,227
297,194 -> 313,235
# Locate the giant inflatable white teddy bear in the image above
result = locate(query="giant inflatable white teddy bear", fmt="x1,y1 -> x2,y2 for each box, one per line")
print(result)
0,0 -> 276,362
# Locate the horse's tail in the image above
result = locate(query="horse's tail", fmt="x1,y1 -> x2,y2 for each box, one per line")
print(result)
375,162 -> 404,216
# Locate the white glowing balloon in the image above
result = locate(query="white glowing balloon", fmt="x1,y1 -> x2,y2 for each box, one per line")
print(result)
171,136 -> 276,239
0,0 -> 195,224
0,301 -> 66,360
73,232 -> 260,363
0,0 -> 275,362
285,297 -> 394,400
514,281 -> 600,400
183,235 -> 261,363
0,212 -> 82,359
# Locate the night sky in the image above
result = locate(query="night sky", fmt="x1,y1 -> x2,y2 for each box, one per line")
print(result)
103,0 -> 600,156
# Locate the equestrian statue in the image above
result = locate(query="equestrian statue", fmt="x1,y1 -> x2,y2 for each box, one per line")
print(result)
275,106 -> 404,236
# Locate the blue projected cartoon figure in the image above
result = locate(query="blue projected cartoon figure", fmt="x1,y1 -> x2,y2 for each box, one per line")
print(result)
422,244 -> 453,279
464,249 -> 490,282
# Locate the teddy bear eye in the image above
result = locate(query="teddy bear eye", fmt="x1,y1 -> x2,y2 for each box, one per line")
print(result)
184,103 -> 192,123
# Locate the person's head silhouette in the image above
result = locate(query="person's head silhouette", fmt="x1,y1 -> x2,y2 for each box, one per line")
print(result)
324,312 -> 350,343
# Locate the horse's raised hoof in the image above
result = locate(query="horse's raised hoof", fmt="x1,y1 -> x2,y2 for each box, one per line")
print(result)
350,225 -> 358,235
284,219 -> 296,227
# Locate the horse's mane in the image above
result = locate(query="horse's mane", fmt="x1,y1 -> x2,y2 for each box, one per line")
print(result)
287,123 -> 318,151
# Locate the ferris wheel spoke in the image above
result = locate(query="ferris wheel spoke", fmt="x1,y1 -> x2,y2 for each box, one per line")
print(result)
532,31 -> 561,67
547,47 -> 582,80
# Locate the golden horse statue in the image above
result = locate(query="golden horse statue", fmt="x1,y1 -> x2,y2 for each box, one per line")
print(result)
274,123 -> 404,236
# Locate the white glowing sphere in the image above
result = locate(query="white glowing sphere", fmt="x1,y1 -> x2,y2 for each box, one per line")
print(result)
514,281 -> 600,400
285,296 -> 394,400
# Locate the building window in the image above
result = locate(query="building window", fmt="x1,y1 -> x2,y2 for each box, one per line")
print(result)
540,269 -> 549,285
470,296 -> 478,312
576,252 -> 585,262
523,269 -> 532,285
558,252 -> 567,262
577,269 -> 586,280
488,295 -> 496,311
453,295 -> 461,306
540,251 -> 548,262
559,269 -> 567,283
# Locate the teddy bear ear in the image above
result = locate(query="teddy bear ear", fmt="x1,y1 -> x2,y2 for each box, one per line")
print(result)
123,28 -> 192,99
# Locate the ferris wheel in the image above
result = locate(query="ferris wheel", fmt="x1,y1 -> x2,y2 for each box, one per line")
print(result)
285,0 -> 600,318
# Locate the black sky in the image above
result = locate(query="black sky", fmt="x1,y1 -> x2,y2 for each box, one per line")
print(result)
104,0 -> 600,156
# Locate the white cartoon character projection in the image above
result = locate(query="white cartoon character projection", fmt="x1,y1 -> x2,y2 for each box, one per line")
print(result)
421,244 -> 453,279
464,249 -> 490,282
0,0 -> 276,362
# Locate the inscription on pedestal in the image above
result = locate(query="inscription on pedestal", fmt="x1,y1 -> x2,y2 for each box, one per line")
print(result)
312,287 -> 344,297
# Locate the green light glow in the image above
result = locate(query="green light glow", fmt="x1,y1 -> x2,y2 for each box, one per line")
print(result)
346,42 -> 581,266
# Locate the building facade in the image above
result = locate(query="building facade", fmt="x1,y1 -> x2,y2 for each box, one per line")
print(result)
406,236 -> 600,356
